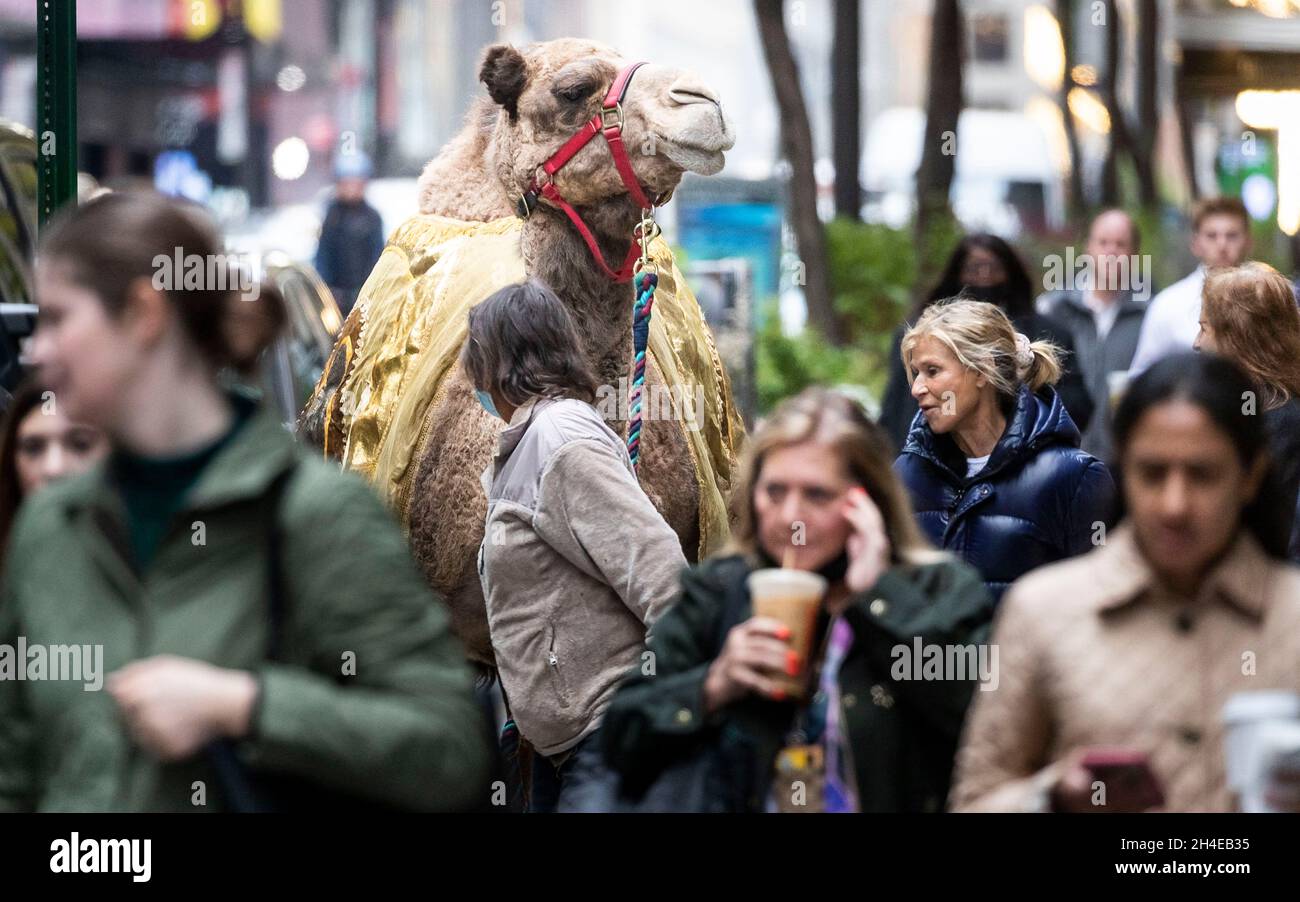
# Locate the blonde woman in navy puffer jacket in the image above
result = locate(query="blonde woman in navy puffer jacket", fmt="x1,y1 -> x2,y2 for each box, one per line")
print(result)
893,299 -> 1117,604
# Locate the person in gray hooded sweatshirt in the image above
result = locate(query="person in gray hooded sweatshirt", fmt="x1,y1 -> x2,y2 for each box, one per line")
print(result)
462,279 -> 687,813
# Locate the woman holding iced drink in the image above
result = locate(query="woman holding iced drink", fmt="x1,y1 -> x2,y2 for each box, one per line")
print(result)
600,388 -> 994,812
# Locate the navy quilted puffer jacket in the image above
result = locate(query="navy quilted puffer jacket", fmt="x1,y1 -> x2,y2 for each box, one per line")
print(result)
894,385 -> 1117,604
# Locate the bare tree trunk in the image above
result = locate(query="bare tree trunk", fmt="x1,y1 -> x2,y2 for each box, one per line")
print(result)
1100,0 -> 1137,206
1056,0 -> 1085,215
1132,0 -> 1158,207
832,0 -> 861,221
754,0 -> 841,345
914,0 -> 964,245
1175,79 -> 1200,202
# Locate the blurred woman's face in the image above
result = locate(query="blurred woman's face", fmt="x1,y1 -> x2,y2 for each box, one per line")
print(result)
960,246 -> 1007,289
908,335 -> 990,435
30,262 -> 139,429
13,405 -> 107,496
753,440 -> 856,572
1122,399 -> 1262,592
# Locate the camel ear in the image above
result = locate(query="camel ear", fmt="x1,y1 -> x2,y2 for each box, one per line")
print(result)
479,44 -> 528,120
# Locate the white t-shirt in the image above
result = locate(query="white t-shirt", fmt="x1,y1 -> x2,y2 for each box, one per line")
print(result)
1128,266 -> 1207,375
1082,290 -> 1121,341
966,455 -> 990,479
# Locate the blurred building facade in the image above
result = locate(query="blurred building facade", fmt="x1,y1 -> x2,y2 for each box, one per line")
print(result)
0,0 -> 1294,239
863,0 -> 1300,239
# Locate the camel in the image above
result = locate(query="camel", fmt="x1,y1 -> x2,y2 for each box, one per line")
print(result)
300,39 -> 745,667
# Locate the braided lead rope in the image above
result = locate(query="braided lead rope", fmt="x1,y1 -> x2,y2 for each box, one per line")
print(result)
627,267 -> 657,472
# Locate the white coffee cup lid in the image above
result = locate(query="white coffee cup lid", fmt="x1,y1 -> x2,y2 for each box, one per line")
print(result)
1222,690 -> 1300,726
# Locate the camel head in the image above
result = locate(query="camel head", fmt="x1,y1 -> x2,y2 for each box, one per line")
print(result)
478,39 -> 736,210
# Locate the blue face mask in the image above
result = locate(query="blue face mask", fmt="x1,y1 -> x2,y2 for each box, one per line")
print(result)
475,389 -> 501,420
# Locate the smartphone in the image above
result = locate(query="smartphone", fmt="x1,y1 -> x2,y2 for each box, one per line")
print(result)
1081,748 -> 1165,810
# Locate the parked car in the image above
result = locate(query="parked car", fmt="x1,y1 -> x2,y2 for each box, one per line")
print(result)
0,117 -> 341,422
255,252 -> 344,424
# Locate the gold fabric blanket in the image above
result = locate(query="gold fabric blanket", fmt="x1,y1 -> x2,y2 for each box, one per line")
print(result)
311,213 -> 744,558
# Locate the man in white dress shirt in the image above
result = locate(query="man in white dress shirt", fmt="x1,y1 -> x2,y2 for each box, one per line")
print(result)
1129,197 -> 1251,375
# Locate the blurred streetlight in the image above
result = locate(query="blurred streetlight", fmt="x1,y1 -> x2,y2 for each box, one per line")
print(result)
272,137 -> 310,181
1023,5 -> 1065,93
1071,65 -> 1097,87
276,65 -> 306,93
1235,89 -> 1300,235
1068,87 -> 1111,134
1228,0 -> 1300,17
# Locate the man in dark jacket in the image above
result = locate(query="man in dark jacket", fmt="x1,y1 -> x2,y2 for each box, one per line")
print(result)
315,153 -> 385,318
1036,209 -> 1149,465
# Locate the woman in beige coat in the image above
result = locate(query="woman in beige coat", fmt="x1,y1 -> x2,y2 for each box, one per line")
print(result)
951,353 -> 1300,813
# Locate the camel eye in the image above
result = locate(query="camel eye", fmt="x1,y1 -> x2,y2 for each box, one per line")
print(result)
555,83 -> 594,104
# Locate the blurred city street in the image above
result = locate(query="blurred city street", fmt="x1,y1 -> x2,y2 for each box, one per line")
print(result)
2,0 -> 1300,877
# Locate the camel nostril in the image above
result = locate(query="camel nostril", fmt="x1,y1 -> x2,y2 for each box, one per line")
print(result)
668,86 -> 720,107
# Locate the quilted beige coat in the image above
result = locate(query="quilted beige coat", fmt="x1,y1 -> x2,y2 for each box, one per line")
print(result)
950,523 -> 1300,812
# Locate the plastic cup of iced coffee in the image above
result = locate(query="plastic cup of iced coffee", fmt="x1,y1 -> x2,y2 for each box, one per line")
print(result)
746,568 -> 827,698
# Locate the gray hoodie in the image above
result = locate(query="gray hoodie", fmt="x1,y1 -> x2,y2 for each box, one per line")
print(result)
477,397 -> 687,757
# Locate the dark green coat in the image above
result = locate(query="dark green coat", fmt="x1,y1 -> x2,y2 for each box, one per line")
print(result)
601,554 -> 995,812
0,404 -> 490,812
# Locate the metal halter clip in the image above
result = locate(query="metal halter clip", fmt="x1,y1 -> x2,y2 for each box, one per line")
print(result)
601,102 -> 625,131
634,209 -> 660,272
515,190 -> 538,220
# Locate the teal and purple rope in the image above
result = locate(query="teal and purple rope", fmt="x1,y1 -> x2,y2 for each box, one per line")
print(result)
627,268 -> 657,471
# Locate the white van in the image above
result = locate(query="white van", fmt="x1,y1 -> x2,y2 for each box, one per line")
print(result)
861,106 -> 1065,237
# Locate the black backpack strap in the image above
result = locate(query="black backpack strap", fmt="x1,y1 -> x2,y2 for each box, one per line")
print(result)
261,463 -> 297,662
204,461 -> 298,812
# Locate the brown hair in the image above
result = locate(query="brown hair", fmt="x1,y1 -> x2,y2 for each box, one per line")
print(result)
902,298 -> 1062,398
223,278 -> 289,377
38,191 -> 283,372
460,278 -> 598,406
0,380 -> 53,563
1192,196 -> 1249,233
1201,262 -> 1300,410
726,387 -> 941,565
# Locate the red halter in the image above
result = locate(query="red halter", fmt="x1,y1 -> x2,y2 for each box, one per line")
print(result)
514,62 -> 667,283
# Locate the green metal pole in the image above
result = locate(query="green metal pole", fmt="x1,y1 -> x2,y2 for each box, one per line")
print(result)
37,0 -> 77,227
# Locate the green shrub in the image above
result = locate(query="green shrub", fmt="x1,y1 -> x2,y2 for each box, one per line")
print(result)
754,215 -> 961,415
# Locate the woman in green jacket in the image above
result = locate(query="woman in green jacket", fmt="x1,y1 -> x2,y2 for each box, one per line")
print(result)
0,192 -> 490,812
600,388 -> 995,812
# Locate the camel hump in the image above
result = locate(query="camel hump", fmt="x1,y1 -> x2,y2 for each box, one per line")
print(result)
331,215 -> 527,503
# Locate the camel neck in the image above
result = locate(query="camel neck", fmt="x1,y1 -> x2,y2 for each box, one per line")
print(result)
522,202 -> 643,398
